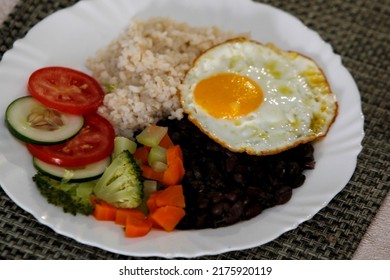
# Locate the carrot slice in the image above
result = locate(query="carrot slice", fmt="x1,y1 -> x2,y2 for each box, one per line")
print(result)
91,198 -> 117,221
115,208 -> 145,226
159,133 -> 174,149
166,145 -> 183,163
150,205 -> 185,232
141,164 -> 164,182
161,145 -> 185,186
133,146 -> 150,165
162,158 -> 185,186
146,215 -> 161,229
155,185 -> 186,208
146,191 -> 161,213
125,215 -> 153,238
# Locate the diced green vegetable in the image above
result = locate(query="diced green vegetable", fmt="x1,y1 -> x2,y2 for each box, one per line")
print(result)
114,136 -> 137,157
136,125 -> 168,147
137,180 -> 158,214
150,161 -> 168,172
148,145 -> 167,166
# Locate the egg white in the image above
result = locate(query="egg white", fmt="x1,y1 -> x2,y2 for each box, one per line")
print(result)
180,38 -> 338,155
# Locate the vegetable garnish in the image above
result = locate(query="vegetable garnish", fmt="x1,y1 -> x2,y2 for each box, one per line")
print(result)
154,184 -> 186,208
93,150 -> 143,209
87,126 -> 187,237
26,113 -> 115,167
125,215 -> 153,238
28,66 -> 104,115
150,205 -> 186,232
91,184 -> 186,237
134,128 -> 186,187
33,156 -> 111,183
33,174 -> 95,216
115,208 -> 146,226
90,197 -> 117,221
5,96 -> 84,145
5,66 -> 187,238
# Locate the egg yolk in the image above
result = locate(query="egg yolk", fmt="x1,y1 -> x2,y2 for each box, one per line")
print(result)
194,73 -> 263,119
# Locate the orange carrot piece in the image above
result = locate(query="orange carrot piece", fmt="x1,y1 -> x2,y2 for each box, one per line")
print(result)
146,215 -> 161,229
155,185 -> 186,208
150,205 -> 185,232
125,215 -> 153,238
159,133 -> 174,149
91,198 -> 117,221
115,208 -> 145,226
162,158 -> 185,186
176,158 -> 185,180
133,146 -> 150,165
161,145 -> 185,186
166,145 -> 183,163
141,164 -> 164,182
146,191 -> 161,213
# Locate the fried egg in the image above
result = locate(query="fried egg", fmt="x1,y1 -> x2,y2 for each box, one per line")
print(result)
180,38 -> 338,155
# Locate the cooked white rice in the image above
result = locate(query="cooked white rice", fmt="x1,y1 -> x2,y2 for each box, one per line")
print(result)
86,17 -> 244,138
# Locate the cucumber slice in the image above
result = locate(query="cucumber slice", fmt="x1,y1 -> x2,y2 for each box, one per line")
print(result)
5,96 -> 84,145
33,156 -> 111,182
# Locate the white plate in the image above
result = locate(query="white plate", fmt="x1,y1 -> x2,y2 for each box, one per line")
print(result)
0,0 -> 364,258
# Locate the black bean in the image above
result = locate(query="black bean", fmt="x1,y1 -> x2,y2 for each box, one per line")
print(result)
245,204 -> 263,219
171,132 -> 181,142
275,186 -> 293,205
193,167 -> 202,179
225,156 -> 237,173
192,212 -> 208,229
287,162 -> 300,177
210,191 -> 224,203
234,164 -> 247,174
224,200 -> 243,225
242,196 -> 251,206
191,180 -> 205,192
304,160 -> 316,169
291,174 -> 306,188
206,143 -> 220,152
267,173 -> 280,187
198,197 -> 209,209
233,173 -> 244,184
225,190 -> 240,202
211,201 -> 228,216
246,186 -> 262,197
274,161 -> 287,177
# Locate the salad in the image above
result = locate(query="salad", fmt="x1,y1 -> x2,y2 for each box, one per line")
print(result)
5,66 -> 187,238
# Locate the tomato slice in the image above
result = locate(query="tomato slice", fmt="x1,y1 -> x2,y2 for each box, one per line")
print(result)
28,66 -> 104,115
26,113 -> 115,167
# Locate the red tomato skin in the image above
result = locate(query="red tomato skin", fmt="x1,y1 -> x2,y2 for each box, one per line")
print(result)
28,66 -> 105,115
26,113 -> 115,167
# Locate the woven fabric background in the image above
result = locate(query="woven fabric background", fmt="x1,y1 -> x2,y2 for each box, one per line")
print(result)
0,0 -> 389,259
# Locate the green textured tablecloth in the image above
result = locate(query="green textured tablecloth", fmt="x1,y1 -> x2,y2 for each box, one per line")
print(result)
0,0 -> 389,259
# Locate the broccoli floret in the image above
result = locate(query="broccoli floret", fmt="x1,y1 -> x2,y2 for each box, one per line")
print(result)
93,150 -> 143,208
33,173 -> 95,215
